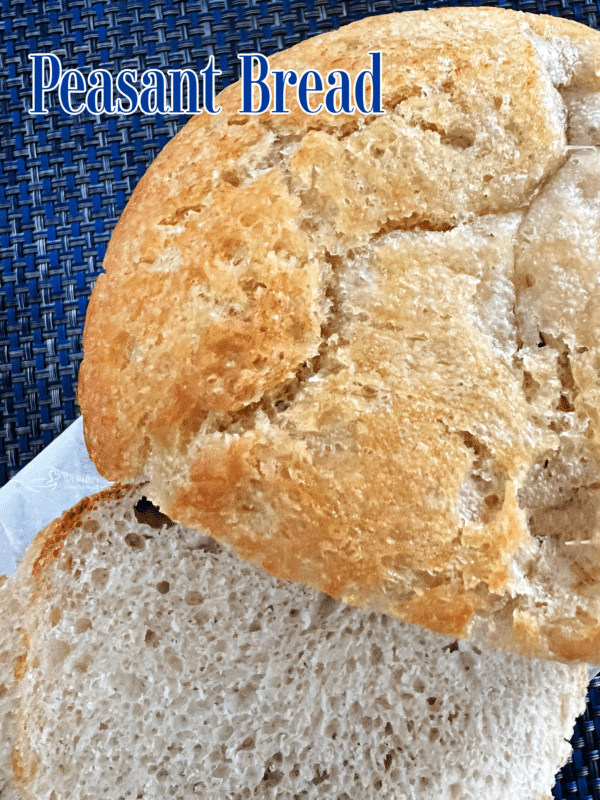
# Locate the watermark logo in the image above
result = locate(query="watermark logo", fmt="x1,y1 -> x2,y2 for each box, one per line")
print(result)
11,468 -> 106,493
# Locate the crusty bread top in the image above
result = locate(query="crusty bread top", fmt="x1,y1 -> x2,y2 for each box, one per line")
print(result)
79,8 -> 600,661
12,485 -> 589,800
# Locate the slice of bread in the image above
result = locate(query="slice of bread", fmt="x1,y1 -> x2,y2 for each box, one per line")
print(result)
12,484 -> 588,799
78,8 -> 600,662
0,576 -> 27,800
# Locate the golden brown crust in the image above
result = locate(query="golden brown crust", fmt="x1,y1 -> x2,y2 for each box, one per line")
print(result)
79,9 -> 600,661
80,7 -> 567,480
16,484 -> 134,589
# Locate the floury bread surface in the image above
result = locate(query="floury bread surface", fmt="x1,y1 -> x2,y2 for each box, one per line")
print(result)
12,485 -> 589,800
80,8 -> 600,661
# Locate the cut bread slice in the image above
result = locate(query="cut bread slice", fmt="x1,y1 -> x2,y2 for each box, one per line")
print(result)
12,484 -> 588,800
78,8 -> 600,662
0,575 -> 27,800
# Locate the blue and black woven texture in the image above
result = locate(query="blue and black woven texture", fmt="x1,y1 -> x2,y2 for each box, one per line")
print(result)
554,676 -> 600,800
2,1 -> 600,797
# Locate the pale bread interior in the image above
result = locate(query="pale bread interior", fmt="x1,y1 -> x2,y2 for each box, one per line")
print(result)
0,576 -> 26,800
12,485 -> 589,800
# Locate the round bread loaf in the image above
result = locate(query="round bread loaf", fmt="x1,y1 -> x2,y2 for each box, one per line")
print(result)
79,8 -> 600,662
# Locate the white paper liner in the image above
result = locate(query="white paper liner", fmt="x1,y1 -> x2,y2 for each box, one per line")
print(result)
0,417 -> 111,577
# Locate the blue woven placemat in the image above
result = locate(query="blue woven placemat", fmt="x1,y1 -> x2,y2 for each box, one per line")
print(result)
2,2 -> 600,797
554,675 -> 600,800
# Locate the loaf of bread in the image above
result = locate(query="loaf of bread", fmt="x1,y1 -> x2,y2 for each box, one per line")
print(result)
79,7 -> 600,661
10,484 -> 589,799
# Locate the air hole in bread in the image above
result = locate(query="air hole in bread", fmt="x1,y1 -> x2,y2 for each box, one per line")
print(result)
240,278 -> 267,296
522,369 -> 540,403
236,736 -> 255,752
74,618 -> 92,634
78,537 -> 93,555
184,591 -> 203,605
457,431 -> 507,526
558,394 -> 575,412
221,169 -> 241,188
261,767 -> 284,786
429,727 -> 440,743
133,497 -> 174,530
144,629 -> 159,647
90,568 -> 109,588
74,654 -> 92,674
47,638 -> 70,669
124,533 -> 145,550
371,643 -> 384,665
441,640 -> 459,654
312,765 -> 330,786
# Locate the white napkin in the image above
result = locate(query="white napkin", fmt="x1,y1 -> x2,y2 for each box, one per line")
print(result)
0,417 -> 111,577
